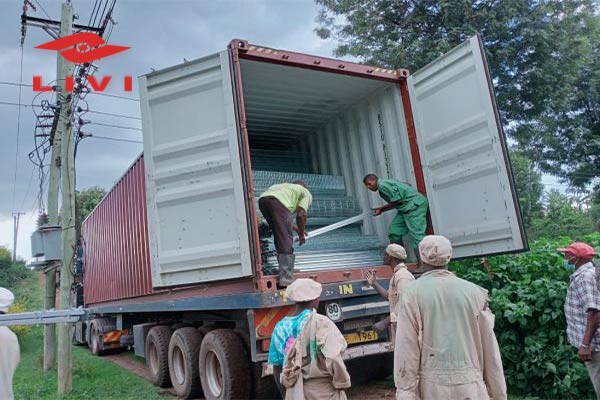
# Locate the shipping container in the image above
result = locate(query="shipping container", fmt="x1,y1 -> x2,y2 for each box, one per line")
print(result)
74,35 -> 526,400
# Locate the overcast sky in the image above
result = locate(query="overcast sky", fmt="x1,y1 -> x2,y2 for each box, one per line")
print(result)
0,0 -> 342,261
1,0 -> 565,262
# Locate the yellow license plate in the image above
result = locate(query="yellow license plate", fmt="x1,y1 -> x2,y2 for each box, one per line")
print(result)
344,330 -> 378,345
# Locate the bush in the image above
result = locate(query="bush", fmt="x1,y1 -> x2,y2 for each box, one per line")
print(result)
0,262 -> 31,289
8,300 -> 32,337
450,233 -> 600,399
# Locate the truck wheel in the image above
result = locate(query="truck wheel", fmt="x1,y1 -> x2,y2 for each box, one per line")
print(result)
233,328 -> 278,399
88,324 -> 104,356
252,362 -> 280,399
199,329 -> 251,400
168,327 -> 203,399
146,326 -> 172,388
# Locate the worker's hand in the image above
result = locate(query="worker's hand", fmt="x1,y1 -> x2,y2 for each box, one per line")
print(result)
578,345 -> 593,362
480,257 -> 491,271
298,233 -> 307,245
372,320 -> 387,334
365,270 -> 377,286
373,207 -> 383,216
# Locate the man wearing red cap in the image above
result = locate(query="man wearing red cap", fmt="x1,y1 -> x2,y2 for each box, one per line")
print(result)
558,242 -> 600,397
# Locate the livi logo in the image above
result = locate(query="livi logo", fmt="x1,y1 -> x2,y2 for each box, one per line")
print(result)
33,32 -> 132,92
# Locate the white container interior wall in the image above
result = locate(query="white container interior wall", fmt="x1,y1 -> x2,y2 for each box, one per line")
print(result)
240,59 -> 419,247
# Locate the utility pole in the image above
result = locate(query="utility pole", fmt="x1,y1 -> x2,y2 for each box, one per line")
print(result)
12,213 -> 24,263
21,0 -> 110,392
55,2 -> 75,393
22,0 -> 101,376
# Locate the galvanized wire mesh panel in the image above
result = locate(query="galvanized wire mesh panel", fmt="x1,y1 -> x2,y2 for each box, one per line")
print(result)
252,156 -> 385,273
253,170 -> 346,196
251,150 -> 313,173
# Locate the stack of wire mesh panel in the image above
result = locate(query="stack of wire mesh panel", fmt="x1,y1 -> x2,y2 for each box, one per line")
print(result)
252,153 -> 385,273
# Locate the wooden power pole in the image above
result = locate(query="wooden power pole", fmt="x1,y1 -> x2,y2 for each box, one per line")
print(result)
55,2 -> 76,393
21,0 -> 107,393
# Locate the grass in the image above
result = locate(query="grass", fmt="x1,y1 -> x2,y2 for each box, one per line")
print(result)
10,271 -> 168,400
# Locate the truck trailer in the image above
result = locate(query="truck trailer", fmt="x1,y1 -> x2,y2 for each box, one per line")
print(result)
8,35 -> 526,400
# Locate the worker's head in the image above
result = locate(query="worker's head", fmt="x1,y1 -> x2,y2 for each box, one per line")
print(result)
286,278 -> 322,309
363,174 -> 379,192
384,244 -> 407,268
557,242 -> 596,269
419,235 -> 453,269
292,180 -> 307,189
0,287 -> 15,315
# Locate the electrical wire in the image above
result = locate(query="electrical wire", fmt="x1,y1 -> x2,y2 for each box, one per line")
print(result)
0,101 -> 142,121
87,91 -> 139,101
17,165 -> 36,214
11,45 -> 25,215
0,101 -> 41,108
89,122 -> 141,131
87,135 -> 142,144
32,0 -> 51,19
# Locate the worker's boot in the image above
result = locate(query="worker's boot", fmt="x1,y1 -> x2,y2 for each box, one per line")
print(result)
277,253 -> 295,287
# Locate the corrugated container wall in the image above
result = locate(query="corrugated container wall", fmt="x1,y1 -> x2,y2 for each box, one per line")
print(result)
81,156 -> 153,305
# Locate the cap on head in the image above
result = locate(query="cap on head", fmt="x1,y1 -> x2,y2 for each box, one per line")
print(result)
285,278 -> 322,302
419,235 -> 452,267
0,287 -> 15,313
386,244 -> 407,260
557,242 -> 596,259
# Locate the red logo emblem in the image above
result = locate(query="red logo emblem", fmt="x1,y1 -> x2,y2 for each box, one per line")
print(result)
35,32 -> 130,63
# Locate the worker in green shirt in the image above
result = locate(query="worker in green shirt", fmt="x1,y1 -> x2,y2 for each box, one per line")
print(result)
363,174 -> 428,257
259,181 -> 313,286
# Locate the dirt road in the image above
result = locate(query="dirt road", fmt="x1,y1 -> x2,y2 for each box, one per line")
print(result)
104,351 -> 395,399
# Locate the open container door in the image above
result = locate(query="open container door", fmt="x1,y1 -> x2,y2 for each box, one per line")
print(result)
139,51 -> 253,287
407,35 -> 527,258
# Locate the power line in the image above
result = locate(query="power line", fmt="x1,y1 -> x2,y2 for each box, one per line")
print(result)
0,101 -> 141,121
88,91 -> 140,101
89,122 -> 142,131
11,46 -> 25,214
0,80 -> 32,87
32,0 -> 52,20
18,165 -> 36,214
87,135 -> 142,144
86,109 -> 141,120
0,101 -> 40,108
0,81 -> 140,101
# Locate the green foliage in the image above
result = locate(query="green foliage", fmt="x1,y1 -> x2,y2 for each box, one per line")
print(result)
8,300 -> 32,337
0,246 -> 12,264
0,261 -> 30,289
75,186 -> 106,236
509,150 -> 544,230
529,190 -> 595,240
450,233 -> 600,398
315,0 -> 600,188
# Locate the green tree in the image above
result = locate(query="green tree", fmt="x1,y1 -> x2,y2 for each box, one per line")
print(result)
509,150 -> 543,230
0,247 -> 12,265
530,190 -> 594,239
75,186 -> 107,234
315,0 -> 599,188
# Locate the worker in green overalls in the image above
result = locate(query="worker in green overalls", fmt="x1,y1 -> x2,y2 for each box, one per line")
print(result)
363,174 -> 428,259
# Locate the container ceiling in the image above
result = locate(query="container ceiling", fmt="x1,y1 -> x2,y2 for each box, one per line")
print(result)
239,59 -> 390,147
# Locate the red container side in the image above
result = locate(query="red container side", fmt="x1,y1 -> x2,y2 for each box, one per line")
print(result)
81,155 -> 154,305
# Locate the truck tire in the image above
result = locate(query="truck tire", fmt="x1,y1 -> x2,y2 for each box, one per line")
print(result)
233,328 -> 279,399
168,327 -> 203,399
252,362 -> 280,399
88,323 -> 104,356
145,326 -> 172,388
199,329 -> 251,400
